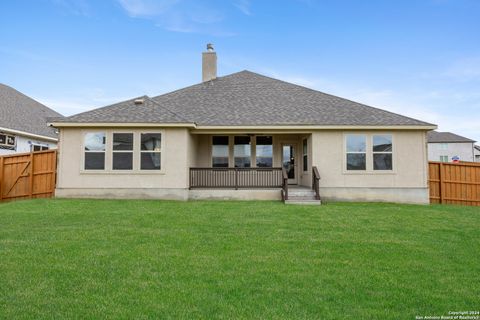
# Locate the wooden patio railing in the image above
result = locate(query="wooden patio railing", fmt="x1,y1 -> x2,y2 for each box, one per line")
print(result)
282,168 -> 288,201
189,167 -> 283,189
312,166 -> 321,201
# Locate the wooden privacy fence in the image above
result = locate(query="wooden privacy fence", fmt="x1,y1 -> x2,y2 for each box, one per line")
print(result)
0,150 -> 57,202
429,161 -> 480,206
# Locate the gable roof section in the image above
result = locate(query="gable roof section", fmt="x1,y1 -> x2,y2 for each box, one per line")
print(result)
56,96 -> 191,124
53,70 -> 435,128
152,71 -> 434,127
427,131 -> 476,143
0,83 -> 63,139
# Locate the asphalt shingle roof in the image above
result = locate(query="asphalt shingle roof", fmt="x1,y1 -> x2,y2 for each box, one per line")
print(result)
0,83 -> 63,139
427,131 -> 476,143
60,96 -> 189,124
55,70 -> 434,127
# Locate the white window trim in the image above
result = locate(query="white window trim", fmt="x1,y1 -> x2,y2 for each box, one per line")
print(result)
139,131 -> 164,172
210,135 -> 275,168
255,135 -> 274,168
372,134 -> 394,172
81,131 -> 107,171
112,132 -> 134,171
343,133 -> 396,175
211,135 -> 230,168
80,129 -> 165,174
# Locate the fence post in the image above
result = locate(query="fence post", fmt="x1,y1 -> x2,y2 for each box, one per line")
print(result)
0,156 -> 3,201
29,152 -> 34,199
439,162 -> 444,204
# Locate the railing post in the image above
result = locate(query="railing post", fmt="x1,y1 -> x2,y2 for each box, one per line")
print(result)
235,168 -> 238,190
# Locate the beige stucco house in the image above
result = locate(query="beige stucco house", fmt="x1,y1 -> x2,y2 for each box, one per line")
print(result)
50,46 -> 436,204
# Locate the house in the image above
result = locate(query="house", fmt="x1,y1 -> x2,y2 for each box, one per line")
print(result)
427,131 -> 476,163
474,145 -> 480,162
0,83 -> 62,155
49,45 -> 436,204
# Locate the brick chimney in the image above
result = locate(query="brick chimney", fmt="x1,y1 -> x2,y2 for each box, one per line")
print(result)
202,43 -> 217,82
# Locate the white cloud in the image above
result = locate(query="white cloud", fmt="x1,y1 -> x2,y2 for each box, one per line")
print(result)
117,0 -> 179,17
234,0 -> 251,15
116,0 -> 241,35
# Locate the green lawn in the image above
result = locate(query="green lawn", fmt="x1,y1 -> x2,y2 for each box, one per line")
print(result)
0,200 -> 479,319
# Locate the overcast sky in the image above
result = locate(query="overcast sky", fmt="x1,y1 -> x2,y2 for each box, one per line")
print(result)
1,0 -> 479,141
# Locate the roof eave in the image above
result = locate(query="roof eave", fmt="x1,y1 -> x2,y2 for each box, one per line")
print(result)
48,122 -> 197,128
0,126 -> 58,142
193,124 -> 438,130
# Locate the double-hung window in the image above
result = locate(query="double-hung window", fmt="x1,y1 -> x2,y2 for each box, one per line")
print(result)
84,132 -> 106,170
212,136 -> 229,167
112,133 -> 133,170
346,134 -> 367,170
372,134 -> 393,170
256,136 -> 273,167
234,136 -> 251,168
141,133 -> 162,170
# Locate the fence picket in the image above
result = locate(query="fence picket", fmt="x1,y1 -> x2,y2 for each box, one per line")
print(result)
0,150 -> 57,202
429,161 -> 480,206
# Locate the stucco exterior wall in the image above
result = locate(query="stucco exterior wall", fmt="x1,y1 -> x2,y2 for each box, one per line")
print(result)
55,128 -> 429,204
56,127 -> 192,196
428,142 -> 475,162
311,130 -> 429,204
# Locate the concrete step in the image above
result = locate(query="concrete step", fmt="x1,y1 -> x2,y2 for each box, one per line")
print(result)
289,191 -> 316,197
288,196 -> 318,201
285,199 -> 321,205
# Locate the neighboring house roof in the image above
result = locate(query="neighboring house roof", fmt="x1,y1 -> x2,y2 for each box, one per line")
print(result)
0,83 -> 63,139
52,70 -> 435,128
474,145 -> 480,151
427,131 -> 476,143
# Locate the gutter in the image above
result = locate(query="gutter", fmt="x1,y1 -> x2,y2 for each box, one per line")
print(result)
0,126 -> 58,142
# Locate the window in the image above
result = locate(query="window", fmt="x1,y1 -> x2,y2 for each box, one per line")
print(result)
32,145 -> 49,152
373,134 -> 393,170
256,136 -> 273,167
234,136 -> 251,168
212,136 -> 229,167
0,134 -> 15,150
440,143 -> 448,150
84,132 -> 106,170
346,134 -> 366,170
141,133 -> 161,170
303,139 -> 308,171
112,133 -> 133,170
440,155 -> 448,162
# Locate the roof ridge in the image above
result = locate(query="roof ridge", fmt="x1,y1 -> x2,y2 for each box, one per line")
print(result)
151,70 -> 249,101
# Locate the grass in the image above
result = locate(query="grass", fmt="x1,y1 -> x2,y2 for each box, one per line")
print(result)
0,199 -> 479,319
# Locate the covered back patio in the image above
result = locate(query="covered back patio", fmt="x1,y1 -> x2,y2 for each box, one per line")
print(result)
188,133 -> 321,202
